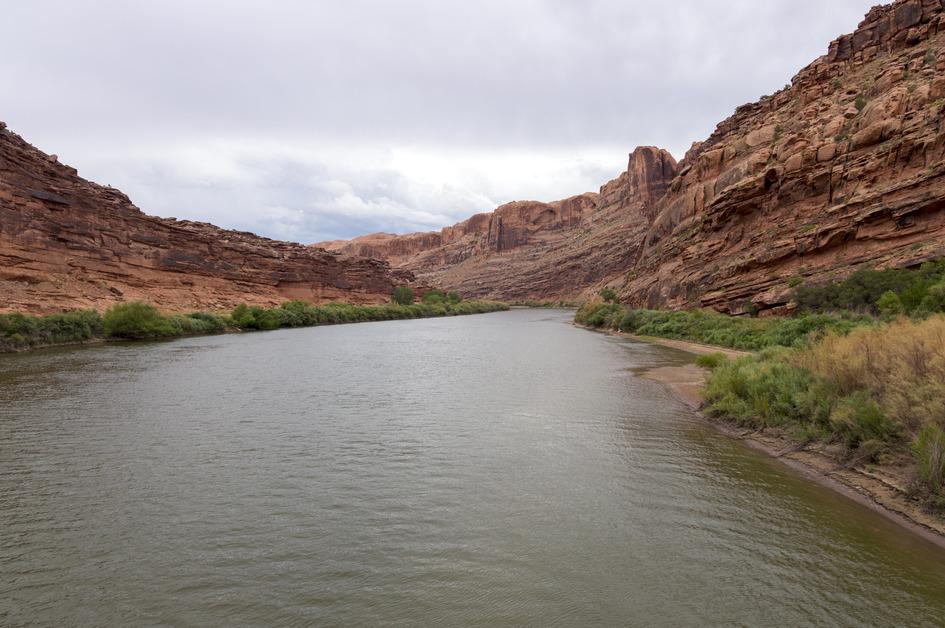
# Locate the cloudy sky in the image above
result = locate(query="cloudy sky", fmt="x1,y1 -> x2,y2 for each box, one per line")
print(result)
4,0 -> 875,243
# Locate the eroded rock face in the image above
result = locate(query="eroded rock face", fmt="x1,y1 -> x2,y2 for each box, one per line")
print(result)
623,0 -> 945,313
325,0 -> 945,311
318,147 -> 676,301
0,128 -> 413,314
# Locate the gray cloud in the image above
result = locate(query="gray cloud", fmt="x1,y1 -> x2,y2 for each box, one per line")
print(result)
2,0 -> 876,241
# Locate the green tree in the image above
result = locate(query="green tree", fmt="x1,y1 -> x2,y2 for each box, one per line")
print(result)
392,286 -> 414,305
876,291 -> 903,318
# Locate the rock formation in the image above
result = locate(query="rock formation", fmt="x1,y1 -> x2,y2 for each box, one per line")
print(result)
318,147 -> 675,301
6,0 -> 945,315
0,127 -> 413,314
324,0 -> 945,313
626,0 -> 945,313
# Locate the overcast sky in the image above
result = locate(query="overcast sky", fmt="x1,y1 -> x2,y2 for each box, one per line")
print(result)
3,0 -> 875,243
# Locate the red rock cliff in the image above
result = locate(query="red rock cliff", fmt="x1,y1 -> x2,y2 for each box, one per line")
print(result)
318,146 -> 675,301
0,125 -> 414,314
324,0 -> 945,310
622,0 -> 945,313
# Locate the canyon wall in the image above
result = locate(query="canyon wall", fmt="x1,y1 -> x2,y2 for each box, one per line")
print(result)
325,0 -> 945,312
620,0 -> 945,313
318,146 -> 676,301
0,125 -> 413,314
6,0 -> 945,315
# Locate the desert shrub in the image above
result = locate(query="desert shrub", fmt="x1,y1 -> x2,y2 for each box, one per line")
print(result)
0,309 -> 104,350
447,291 -> 462,304
421,289 -> 446,305
599,288 -> 618,303
800,316 -> 945,431
2,298 -> 508,353
695,352 -> 728,370
392,286 -> 414,305
170,312 -> 227,335
828,391 -> 898,449
280,300 -> 319,326
574,302 -> 623,328
793,259 -> 945,317
581,304 -> 863,350
103,302 -> 176,339
703,350 -> 816,429
913,424 -> 945,507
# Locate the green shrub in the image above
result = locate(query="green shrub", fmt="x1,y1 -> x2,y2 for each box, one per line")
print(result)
793,259 -> 945,317
392,286 -> 414,305
599,288 -> 618,303
167,312 -> 227,335
876,291 -> 903,318
103,302 -> 175,339
695,353 -> 728,370
230,304 -> 255,328
0,309 -> 104,350
913,424 -> 945,505
447,291 -> 462,304
421,289 -> 446,305
578,303 -> 864,350
828,391 -> 898,450
574,302 -> 623,329
2,298 -> 509,353
703,351 -> 815,428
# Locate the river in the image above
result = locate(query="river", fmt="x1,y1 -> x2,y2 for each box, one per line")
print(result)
2,309 -> 945,626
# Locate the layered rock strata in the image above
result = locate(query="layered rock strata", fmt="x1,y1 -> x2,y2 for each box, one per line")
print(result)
0,127 -> 413,314
324,0 -> 945,312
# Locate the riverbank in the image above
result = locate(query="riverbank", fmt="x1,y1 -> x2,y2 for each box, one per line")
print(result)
0,299 -> 510,354
580,323 -> 945,550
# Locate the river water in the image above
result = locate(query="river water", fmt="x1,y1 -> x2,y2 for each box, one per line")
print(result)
2,309 -> 945,626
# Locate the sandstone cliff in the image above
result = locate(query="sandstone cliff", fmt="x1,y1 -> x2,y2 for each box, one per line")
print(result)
0,125 -> 413,314
324,0 -> 945,312
319,146 -> 677,301
623,0 -> 945,313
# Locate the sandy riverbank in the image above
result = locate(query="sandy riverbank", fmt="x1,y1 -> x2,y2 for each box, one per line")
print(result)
579,324 -> 945,550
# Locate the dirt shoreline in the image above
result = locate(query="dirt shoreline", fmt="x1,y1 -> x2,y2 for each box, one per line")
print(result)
578,324 -> 945,550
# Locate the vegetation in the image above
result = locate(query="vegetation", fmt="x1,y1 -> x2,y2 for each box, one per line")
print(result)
695,352 -> 728,370
702,316 -> 945,508
420,288 -> 462,305
0,298 -> 508,353
575,259 -> 945,508
0,309 -> 103,352
391,286 -> 415,305
792,259 -> 945,317
914,424 -> 945,509
599,288 -> 618,303
574,302 -> 867,350
512,300 -> 579,308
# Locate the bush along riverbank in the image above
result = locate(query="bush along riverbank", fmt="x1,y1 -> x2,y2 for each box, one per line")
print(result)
577,261 -> 945,513
701,317 -> 945,512
0,292 -> 509,353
